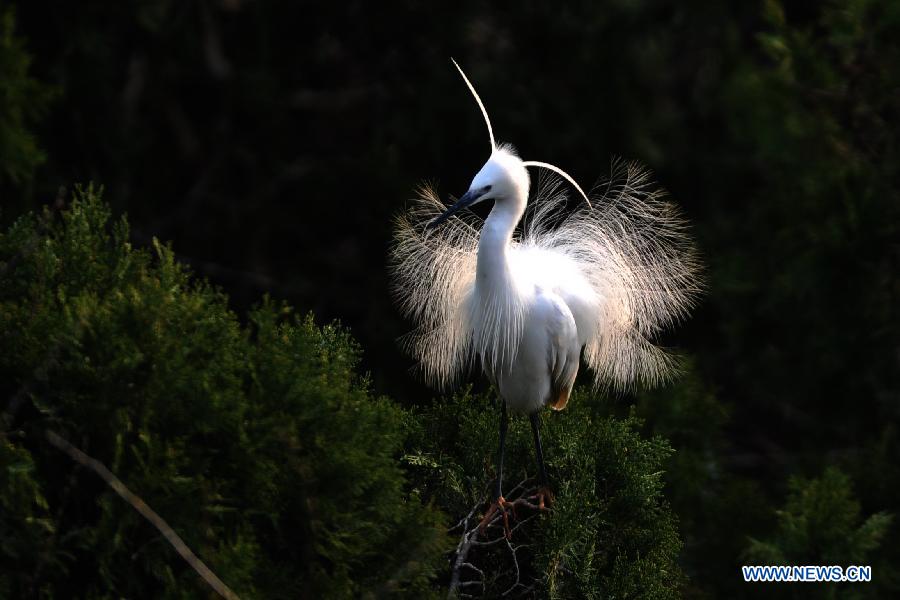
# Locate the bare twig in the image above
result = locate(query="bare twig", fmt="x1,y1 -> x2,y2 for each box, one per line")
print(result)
501,537 -> 521,596
448,504 -> 481,598
447,477 -> 548,598
471,514 -> 539,547
44,430 -> 240,600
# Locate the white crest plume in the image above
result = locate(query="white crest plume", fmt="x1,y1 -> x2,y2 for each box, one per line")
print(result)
451,58 -> 495,151
451,59 -> 591,209
522,160 -> 592,209
391,62 -> 702,392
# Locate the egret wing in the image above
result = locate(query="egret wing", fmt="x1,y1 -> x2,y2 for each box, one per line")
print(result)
544,295 -> 580,411
521,162 -> 702,389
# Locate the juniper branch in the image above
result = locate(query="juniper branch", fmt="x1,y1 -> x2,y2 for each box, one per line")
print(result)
44,429 -> 240,600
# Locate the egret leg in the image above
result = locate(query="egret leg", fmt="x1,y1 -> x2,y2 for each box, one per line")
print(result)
529,412 -> 554,510
529,412 -> 548,487
494,400 -> 508,501
478,401 -> 511,537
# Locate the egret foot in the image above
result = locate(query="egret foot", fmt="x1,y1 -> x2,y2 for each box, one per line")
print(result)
504,486 -> 553,512
478,496 -> 513,538
532,486 -> 554,511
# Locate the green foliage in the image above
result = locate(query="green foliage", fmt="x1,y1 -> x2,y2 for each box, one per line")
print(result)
407,391 -> 684,598
0,190 -> 447,598
746,468 -> 891,566
0,438 -> 50,598
709,0 -> 900,447
634,363 -> 771,598
704,3 -> 900,592
745,467 -> 892,599
0,3 -> 52,193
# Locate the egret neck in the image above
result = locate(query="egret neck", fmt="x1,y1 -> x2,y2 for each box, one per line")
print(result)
476,175 -> 528,287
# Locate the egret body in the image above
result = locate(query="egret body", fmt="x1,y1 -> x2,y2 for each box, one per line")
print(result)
391,61 -> 700,527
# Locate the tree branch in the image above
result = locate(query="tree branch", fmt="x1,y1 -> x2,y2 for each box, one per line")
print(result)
44,429 -> 240,600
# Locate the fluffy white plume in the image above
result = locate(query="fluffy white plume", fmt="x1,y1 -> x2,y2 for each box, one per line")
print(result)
390,159 -> 702,391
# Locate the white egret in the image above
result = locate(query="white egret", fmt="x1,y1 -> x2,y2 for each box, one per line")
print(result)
391,60 -> 701,533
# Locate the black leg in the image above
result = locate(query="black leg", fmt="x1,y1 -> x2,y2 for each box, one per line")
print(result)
529,412 -> 549,488
494,401 -> 508,501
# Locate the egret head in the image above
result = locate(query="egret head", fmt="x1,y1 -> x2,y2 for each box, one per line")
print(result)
428,147 -> 529,229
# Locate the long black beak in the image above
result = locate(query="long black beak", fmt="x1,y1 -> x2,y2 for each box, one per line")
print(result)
427,189 -> 480,229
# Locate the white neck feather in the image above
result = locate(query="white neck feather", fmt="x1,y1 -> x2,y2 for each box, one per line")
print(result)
471,190 -> 528,374
476,191 -> 526,285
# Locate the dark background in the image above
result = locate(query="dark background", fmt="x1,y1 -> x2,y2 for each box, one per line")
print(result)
3,0 -> 899,596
